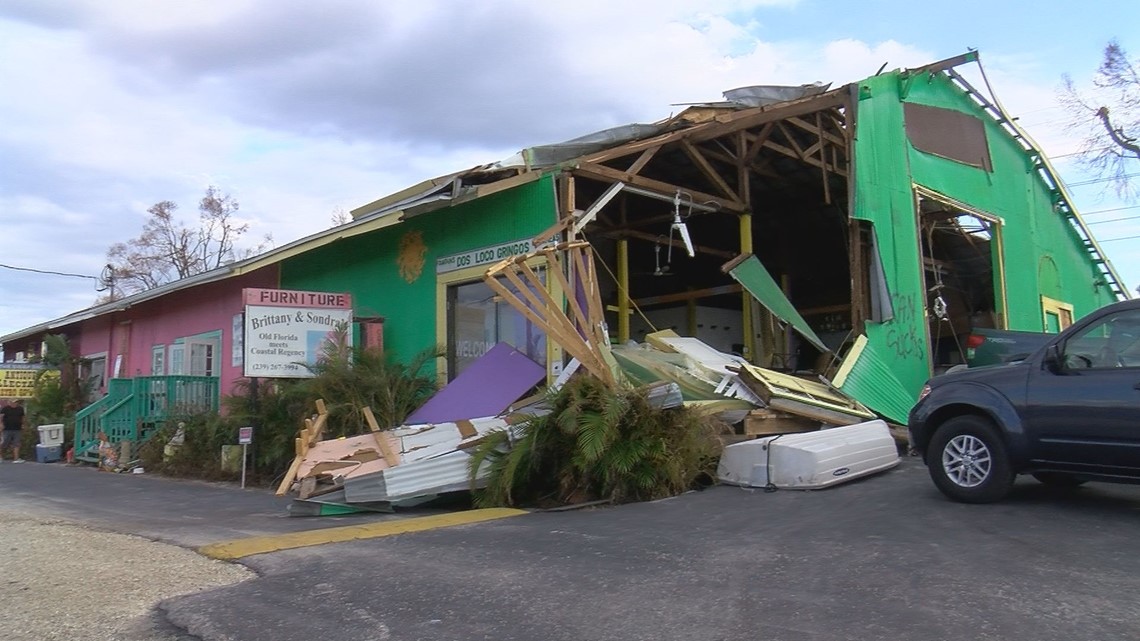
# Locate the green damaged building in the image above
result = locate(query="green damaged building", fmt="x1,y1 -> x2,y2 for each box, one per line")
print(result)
276,52 -> 1127,423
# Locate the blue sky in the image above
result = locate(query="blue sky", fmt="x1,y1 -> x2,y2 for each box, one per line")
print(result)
1,0 -> 1137,342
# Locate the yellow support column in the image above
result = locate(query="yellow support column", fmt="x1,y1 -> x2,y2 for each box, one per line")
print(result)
617,238 -> 630,343
739,213 -> 754,361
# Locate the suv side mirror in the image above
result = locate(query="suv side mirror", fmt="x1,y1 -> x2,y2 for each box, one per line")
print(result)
1043,344 -> 1064,373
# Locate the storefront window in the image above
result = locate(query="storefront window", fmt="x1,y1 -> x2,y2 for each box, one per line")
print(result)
447,271 -> 546,379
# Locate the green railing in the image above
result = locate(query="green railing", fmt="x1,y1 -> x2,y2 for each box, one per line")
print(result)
73,376 -> 220,460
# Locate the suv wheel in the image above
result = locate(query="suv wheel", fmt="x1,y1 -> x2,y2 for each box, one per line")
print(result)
927,415 -> 1014,503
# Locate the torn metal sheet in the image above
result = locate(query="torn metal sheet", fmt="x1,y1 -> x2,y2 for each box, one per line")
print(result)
495,123 -> 665,169
723,83 -> 832,108
722,254 -> 829,354
406,342 -> 545,424
833,334 -> 916,425
717,420 -> 899,489
342,449 -> 493,504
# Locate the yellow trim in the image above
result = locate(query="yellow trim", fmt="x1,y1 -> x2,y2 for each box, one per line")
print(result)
617,239 -> 629,343
234,214 -> 404,275
198,508 -> 527,560
1040,295 -> 1074,333
739,213 -> 754,361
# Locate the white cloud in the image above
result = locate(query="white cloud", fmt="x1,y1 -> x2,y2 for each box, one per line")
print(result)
1,0 -> 1136,340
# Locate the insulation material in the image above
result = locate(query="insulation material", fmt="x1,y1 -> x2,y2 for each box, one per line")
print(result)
405,342 -> 545,424
611,343 -> 725,401
644,331 -> 763,405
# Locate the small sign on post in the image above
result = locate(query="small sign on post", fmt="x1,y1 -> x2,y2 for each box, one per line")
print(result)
238,426 -> 253,488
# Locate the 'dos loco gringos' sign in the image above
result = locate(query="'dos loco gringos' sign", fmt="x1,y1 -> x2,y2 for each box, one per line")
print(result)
242,288 -> 353,379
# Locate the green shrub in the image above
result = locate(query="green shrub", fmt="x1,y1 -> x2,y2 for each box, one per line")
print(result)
137,345 -> 441,486
471,375 -> 723,508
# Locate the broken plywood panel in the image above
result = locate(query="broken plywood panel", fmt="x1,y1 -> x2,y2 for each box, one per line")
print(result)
742,408 -> 820,436
731,362 -> 875,426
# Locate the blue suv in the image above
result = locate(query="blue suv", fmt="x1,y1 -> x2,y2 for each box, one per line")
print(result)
909,298 -> 1140,503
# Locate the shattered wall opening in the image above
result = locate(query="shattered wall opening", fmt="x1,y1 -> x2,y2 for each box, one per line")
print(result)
916,190 -> 1005,372
570,92 -> 854,375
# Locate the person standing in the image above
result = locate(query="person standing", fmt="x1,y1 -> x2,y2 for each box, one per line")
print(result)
0,399 -> 26,462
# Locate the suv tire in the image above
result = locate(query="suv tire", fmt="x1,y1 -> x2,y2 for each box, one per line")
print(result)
926,415 -> 1014,503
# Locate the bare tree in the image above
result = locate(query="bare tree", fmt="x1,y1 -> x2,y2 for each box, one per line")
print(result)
101,186 -> 272,300
330,206 -> 352,226
1060,40 -> 1140,199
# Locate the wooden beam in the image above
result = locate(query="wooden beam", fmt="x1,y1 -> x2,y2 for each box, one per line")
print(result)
787,115 -> 846,147
776,122 -> 806,160
573,162 -> 746,212
681,139 -> 739,200
540,249 -> 593,342
362,405 -> 400,467
817,111 -> 831,205
633,283 -> 743,307
613,229 -> 737,259
626,145 -> 660,176
744,122 -> 776,163
691,90 -> 848,143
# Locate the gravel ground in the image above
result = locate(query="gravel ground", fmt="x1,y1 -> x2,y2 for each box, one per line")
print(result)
0,510 -> 253,641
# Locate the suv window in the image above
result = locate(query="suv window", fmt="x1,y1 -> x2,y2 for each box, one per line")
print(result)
1061,309 -> 1140,369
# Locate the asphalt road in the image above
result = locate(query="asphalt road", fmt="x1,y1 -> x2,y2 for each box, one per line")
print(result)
4,458 -> 1140,640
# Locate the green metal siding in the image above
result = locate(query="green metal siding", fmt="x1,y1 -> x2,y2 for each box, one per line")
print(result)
900,72 -> 1116,326
279,175 -> 557,366
844,67 -> 1117,419
848,73 -> 933,411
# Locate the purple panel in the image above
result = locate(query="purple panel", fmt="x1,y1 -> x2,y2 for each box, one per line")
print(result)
405,342 -> 545,424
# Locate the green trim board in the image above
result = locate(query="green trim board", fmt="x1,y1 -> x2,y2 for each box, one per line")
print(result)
723,254 -> 829,353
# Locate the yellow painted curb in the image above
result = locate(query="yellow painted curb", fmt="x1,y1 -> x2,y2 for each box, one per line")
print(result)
198,508 -> 527,560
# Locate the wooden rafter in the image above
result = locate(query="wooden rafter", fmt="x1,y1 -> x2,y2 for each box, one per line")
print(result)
581,89 -> 846,166
690,90 -> 847,143
681,139 -> 739,200
484,243 -> 616,385
786,115 -> 846,147
776,122 -> 806,160
744,122 -> 776,163
573,162 -> 746,212
742,130 -> 848,177
626,145 -> 660,176
817,111 -> 831,204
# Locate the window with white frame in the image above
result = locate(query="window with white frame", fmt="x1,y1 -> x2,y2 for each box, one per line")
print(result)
151,345 -> 166,375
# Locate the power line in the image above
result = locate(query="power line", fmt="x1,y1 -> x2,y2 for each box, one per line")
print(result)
1082,205 -> 1140,216
1099,234 -> 1140,243
1087,215 -> 1140,226
1066,172 -> 1140,187
0,263 -> 98,280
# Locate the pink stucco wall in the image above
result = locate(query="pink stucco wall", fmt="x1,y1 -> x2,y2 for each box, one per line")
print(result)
69,267 -> 279,397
